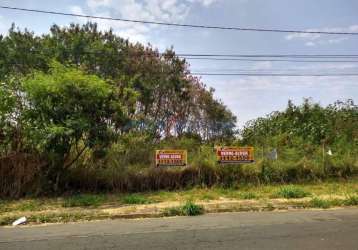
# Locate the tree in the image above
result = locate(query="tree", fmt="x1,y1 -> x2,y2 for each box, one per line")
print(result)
20,62 -> 130,190
241,99 -> 358,148
1,22 -> 238,142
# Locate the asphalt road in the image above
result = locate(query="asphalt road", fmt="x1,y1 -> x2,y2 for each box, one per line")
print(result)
1,208 -> 358,250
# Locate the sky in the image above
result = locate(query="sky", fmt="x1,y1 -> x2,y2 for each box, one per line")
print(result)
0,0 -> 358,127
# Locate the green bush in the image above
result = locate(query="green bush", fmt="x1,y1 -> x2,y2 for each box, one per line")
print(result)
276,186 -> 310,199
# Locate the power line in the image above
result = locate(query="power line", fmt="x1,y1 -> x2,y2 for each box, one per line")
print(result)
5,46 -> 358,62
4,48 -> 358,63
4,46 -> 358,61
1,5 -> 358,36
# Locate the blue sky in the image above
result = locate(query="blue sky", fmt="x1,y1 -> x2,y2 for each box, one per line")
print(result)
1,0 -> 358,127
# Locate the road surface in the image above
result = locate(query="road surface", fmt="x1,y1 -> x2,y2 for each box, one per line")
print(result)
1,208 -> 358,249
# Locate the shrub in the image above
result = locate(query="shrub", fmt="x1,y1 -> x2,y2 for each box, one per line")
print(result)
276,186 -> 310,199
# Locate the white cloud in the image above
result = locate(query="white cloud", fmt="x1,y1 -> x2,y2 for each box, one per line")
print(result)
293,63 -> 358,71
285,25 -> 358,46
70,5 -> 86,16
209,74 -> 358,127
187,0 -> 220,7
328,37 -> 348,44
69,0 -> 222,44
87,0 -> 113,9
211,73 -> 358,92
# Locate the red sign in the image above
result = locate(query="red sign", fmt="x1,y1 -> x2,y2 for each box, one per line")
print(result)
216,147 -> 254,163
155,150 -> 187,167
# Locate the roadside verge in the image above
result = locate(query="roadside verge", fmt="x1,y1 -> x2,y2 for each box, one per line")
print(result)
1,195 -> 358,226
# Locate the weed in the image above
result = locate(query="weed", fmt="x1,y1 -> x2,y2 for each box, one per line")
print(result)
16,200 -> 43,211
200,193 -> 217,201
163,201 -> 204,217
239,192 -> 258,200
276,186 -> 310,199
163,207 -> 182,216
121,194 -> 151,205
181,201 -> 204,216
0,201 -> 9,213
62,194 -> 105,208
30,213 -> 92,224
344,195 -> 358,206
265,203 -> 275,211
0,216 -> 18,226
309,197 -> 331,209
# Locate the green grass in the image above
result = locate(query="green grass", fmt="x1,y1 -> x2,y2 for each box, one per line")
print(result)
276,186 -> 310,199
120,194 -> 152,204
1,178 -> 358,217
0,215 -> 18,226
343,195 -> 358,206
265,203 -> 275,211
62,194 -> 106,208
2,182 -> 358,226
181,201 -> 204,216
16,200 -> 43,211
309,197 -> 333,209
28,212 -> 103,224
239,192 -> 258,200
0,200 -> 46,213
163,207 -> 182,216
200,193 -> 217,201
307,195 -> 358,209
163,201 -> 204,217
0,200 -> 9,213
0,212 -> 107,226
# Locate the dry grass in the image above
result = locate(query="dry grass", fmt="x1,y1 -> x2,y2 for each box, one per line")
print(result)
1,177 -> 358,226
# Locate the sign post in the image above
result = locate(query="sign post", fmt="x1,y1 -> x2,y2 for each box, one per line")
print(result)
155,150 -> 188,167
216,147 -> 254,164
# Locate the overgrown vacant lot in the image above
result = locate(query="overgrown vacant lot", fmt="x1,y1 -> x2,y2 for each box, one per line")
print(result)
1,178 -> 358,226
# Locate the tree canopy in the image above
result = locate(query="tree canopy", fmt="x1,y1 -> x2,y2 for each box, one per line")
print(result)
241,98 -> 358,148
0,22 -> 237,141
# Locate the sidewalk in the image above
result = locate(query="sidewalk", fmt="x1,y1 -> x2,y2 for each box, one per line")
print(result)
1,195 -> 354,227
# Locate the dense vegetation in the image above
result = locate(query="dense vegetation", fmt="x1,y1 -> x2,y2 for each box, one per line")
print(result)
0,23 -> 236,197
0,23 -> 357,198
